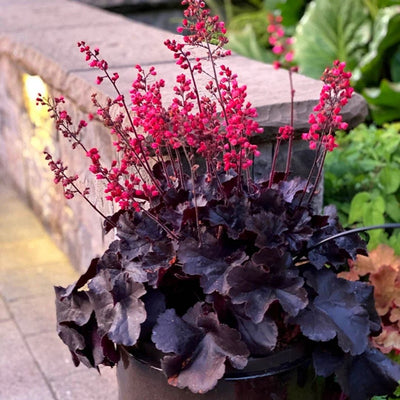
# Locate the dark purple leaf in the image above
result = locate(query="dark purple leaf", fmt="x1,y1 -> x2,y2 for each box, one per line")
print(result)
245,210 -> 287,248
55,286 -> 93,326
139,289 -> 166,339
284,208 -> 313,253
336,347 -> 400,400
294,269 -> 373,355
88,270 -> 147,346
154,302 -> 249,393
253,188 -> 286,214
235,310 -> 278,355
124,238 -> 176,286
61,258 -> 99,298
307,206 -> 367,269
312,344 -> 345,377
97,241 -> 121,272
206,196 -> 248,239
152,308 -> 203,354
178,234 -> 246,294
228,261 -> 307,323
277,177 -> 307,203
162,335 -> 227,393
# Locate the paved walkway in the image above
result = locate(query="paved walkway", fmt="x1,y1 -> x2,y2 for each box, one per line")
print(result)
0,181 -> 118,400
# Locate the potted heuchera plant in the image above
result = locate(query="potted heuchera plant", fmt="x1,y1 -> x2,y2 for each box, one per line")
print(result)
38,0 -> 400,399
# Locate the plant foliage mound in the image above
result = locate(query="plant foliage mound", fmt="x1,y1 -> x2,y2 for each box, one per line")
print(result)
39,0 -> 400,398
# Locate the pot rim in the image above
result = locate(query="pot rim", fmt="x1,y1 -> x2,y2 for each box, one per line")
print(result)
120,340 -> 310,381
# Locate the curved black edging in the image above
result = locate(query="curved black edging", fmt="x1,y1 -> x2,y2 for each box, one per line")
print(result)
292,223 -> 400,262
124,341 -> 310,381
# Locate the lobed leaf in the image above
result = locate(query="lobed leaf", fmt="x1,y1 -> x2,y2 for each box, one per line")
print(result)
153,303 -> 249,393
88,269 -> 147,347
294,269 -> 378,355
294,0 -> 371,79
228,253 -> 307,323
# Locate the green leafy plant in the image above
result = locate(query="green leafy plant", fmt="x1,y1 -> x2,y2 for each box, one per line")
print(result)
324,122 -> 400,253
294,0 -> 400,124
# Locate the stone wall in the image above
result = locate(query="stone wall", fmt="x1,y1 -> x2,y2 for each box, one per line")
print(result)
0,0 -> 368,271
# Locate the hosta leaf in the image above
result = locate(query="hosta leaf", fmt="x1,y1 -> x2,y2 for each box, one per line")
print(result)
363,80 -> 400,124
264,0 -> 307,27
228,24 -> 273,64
294,269 -> 376,355
390,44 -> 400,82
294,0 -> 371,79
354,6 -> 400,88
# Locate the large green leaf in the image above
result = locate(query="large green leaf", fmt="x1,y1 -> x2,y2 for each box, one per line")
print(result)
390,44 -> 400,82
353,6 -> 400,88
294,0 -> 372,79
363,79 -> 400,124
227,23 -> 274,63
264,0 -> 308,27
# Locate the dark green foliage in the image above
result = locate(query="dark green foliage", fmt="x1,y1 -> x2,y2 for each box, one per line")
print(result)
324,123 -> 400,252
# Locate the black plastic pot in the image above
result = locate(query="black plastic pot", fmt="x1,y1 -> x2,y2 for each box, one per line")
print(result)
117,342 -> 312,400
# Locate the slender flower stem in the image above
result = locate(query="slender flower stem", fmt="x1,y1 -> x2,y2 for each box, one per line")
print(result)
60,171 -> 116,228
307,149 -> 327,206
268,138 -> 281,188
284,69 -> 295,179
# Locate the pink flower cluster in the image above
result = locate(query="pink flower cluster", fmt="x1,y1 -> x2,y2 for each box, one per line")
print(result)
302,60 -> 353,151
177,0 -> 229,54
266,14 -> 295,70
44,151 -> 88,200
42,0 -> 263,213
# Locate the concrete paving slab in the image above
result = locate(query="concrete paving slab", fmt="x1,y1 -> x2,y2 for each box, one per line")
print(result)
50,366 -> 118,400
26,330 -> 84,380
0,237 -> 69,271
0,201 -> 48,242
0,320 -> 55,400
0,181 -> 119,398
0,295 -> 10,321
7,294 -> 57,336
0,264 -> 55,301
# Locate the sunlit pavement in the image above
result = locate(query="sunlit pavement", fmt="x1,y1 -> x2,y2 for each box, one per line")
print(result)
0,181 -> 118,400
